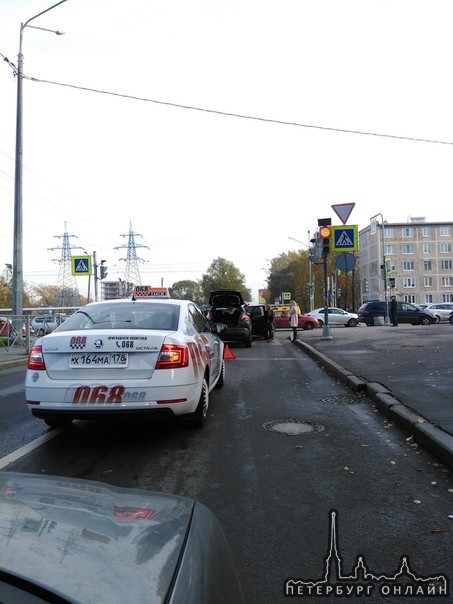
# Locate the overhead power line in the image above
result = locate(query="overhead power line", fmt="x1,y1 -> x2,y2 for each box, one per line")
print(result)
1,51 -> 452,147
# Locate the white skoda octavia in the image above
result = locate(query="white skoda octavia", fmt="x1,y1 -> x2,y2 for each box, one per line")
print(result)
25,294 -> 226,428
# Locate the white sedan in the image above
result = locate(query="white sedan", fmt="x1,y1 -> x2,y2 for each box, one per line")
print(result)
305,307 -> 359,327
25,297 -> 225,428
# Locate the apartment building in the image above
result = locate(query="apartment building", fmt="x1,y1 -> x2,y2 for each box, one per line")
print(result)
359,218 -> 453,305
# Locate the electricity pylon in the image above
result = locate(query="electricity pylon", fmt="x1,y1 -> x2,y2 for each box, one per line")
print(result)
115,221 -> 149,296
49,223 -> 82,308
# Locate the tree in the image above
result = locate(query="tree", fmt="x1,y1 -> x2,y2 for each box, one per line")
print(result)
199,257 -> 251,302
170,280 -> 203,305
28,283 -> 59,307
0,277 -> 11,308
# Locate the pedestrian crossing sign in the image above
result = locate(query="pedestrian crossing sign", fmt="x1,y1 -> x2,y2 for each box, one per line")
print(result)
71,255 -> 92,276
331,225 -> 358,252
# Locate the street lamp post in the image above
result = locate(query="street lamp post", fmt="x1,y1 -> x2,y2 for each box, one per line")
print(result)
12,0 -> 67,328
370,213 -> 390,326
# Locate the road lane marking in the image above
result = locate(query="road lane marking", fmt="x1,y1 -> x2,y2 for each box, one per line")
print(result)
0,428 -> 65,469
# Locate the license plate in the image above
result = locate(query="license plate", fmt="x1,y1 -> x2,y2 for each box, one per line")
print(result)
70,353 -> 129,368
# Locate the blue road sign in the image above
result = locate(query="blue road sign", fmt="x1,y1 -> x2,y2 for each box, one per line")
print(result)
71,255 -> 92,276
331,225 -> 358,252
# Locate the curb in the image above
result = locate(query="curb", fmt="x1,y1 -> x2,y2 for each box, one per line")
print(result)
0,359 -> 27,370
296,339 -> 453,471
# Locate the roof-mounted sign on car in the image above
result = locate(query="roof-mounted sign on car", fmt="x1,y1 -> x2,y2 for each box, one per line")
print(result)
132,285 -> 170,298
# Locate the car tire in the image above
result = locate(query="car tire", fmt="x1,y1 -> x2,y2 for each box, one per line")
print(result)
214,360 -> 225,389
44,418 -> 72,429
317,319 -> 324,327
419,317 -> 432,325
304,323 -> 314,331
347,319 -> 358,327
191,377 -> 209,427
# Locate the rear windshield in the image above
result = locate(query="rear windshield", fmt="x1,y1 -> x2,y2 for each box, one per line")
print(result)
56,302 -> 180,331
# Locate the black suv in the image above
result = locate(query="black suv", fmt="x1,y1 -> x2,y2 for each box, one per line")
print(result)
208,290 -> 252,347
357,300 -> 434,326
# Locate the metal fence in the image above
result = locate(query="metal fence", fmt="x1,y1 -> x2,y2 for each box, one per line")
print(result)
0,315 -> 33,353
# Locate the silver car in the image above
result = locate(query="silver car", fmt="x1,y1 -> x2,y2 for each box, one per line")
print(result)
31,314 -> 67,336
0,471 -> 244,604
305,307 -> 359,327
422,303 -> 453,322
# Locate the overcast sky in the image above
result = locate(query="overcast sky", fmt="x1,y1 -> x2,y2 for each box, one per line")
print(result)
1,0 -> 453,302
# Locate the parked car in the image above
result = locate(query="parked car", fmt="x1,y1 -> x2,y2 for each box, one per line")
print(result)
31,314 -> 67,336
247,304 -> 274,339
0,471 -> 244,604
271,306 -> 320,330
0,317 -> 13,336
25,296 -> 225,428
421,303 -> 453,322
305,307 -> 359,327
449,311 -> 453,324
357,300 -> 434,326
207,289 -> 252,347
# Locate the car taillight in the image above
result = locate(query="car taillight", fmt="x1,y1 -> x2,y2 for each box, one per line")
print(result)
240,314 -> 249,322
27,345 -> 46,370
155,344 -> 189,369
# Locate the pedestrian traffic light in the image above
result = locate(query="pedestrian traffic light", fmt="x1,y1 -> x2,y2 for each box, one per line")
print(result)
99,260 -> 108,280
319,225 -> 331,256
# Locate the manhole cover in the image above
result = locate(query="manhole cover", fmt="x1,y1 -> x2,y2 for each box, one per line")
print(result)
262,418 -> 324,435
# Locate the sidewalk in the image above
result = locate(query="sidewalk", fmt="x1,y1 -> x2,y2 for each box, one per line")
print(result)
0,345 -> 29,370
294,324 -> 453,471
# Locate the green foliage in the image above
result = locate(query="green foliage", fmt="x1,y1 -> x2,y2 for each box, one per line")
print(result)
170,280 -> 204,305
199,257 -> 251,303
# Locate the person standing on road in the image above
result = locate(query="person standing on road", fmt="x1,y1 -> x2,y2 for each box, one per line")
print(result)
390,296 -> 398,326
289,299 -> 298,341
265,304 -> 274,341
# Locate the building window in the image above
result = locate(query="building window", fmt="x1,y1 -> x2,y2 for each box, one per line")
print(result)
440,243 -> 452,253
403,261 -> 414,271
424,294 -> 433,303
383,227 -> 394,239
422,243 -> 432,253
422,227 -> 431,237
384,244 -> 396,255
424,260 -> 432,270
441,276 -> 453,287
424,277 -> 433,287
439,226 -> 452,237
401,227 -> 414,238
403,295 -> 416,303
442,293 -> 453,302
403,277 -> 416,288
440,259 -> 453,270
402,244 -> 414,254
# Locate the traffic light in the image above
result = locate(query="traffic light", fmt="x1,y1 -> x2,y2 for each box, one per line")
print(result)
99,260 -> 108,280
319,225 -> 331,257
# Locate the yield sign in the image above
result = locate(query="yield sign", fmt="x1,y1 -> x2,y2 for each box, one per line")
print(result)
332,203 -> 355,225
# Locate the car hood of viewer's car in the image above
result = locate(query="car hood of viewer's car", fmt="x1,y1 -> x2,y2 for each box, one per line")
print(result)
0,472 -> 244,604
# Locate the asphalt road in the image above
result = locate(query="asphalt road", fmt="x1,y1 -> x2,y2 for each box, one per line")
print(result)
1,330 -> 452,603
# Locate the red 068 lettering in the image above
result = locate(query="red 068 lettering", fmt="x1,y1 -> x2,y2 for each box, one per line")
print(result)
73,385 -> 125,404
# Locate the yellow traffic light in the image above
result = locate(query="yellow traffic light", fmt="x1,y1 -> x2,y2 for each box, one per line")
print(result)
319,225 -> 331,238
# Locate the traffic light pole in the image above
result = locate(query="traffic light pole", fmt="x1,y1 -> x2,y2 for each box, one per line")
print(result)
320,252 -> 333,341
93,250 -> 99,302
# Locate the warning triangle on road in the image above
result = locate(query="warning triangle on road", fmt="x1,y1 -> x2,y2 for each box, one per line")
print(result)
223,345 -> 236,360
